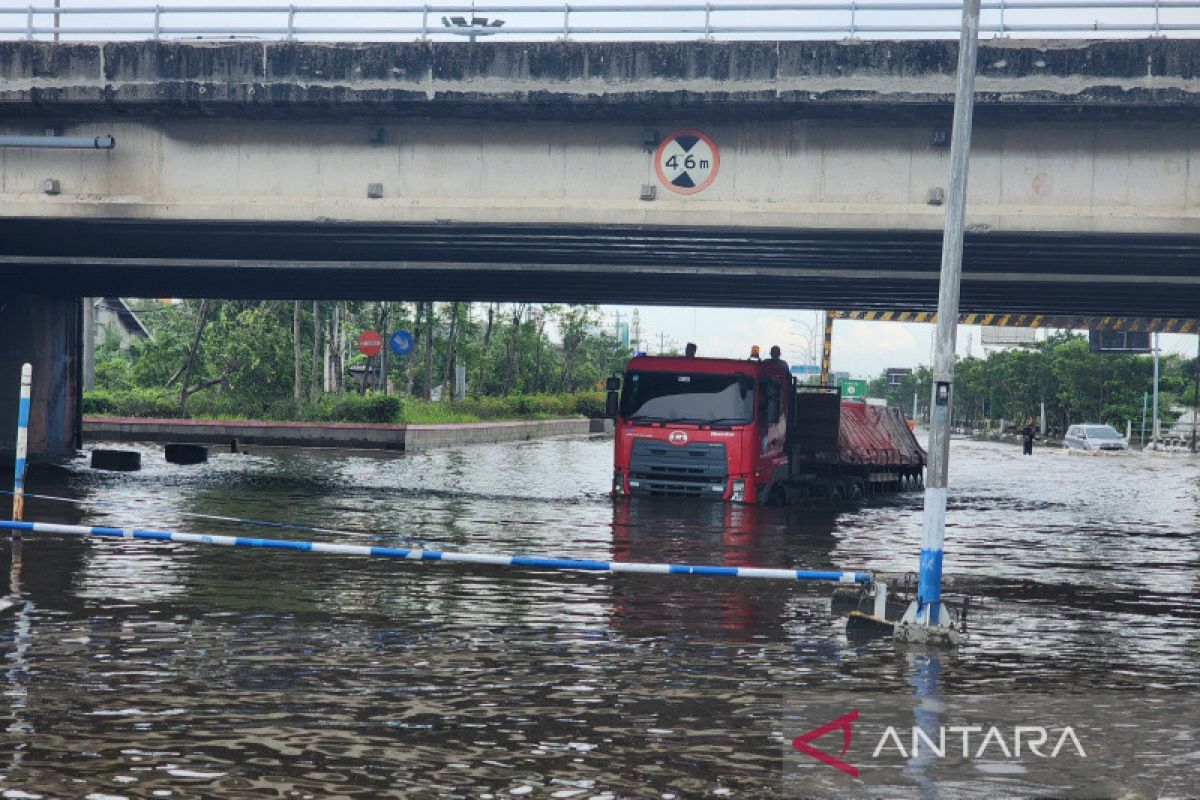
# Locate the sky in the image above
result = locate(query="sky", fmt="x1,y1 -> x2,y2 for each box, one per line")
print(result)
5,0 -> 1192,42
597,305 -> 1200,381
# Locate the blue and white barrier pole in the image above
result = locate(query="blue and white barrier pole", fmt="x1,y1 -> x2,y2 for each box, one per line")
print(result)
10,364 -> 31,526
0,520 -> 870,585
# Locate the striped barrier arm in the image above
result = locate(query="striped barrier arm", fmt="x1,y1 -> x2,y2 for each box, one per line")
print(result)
0,520 -> 870,584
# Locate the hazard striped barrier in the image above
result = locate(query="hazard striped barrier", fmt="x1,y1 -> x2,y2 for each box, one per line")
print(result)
0,520 -> 870,584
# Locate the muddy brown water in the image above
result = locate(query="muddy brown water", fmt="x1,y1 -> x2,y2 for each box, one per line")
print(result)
0,436 -> 1195,797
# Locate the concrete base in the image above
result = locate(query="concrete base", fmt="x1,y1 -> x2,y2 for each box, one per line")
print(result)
894,600 -> 962,646
894,622 -> 962,646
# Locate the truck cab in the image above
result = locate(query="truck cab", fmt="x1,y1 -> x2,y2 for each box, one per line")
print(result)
611,353 -> 791,504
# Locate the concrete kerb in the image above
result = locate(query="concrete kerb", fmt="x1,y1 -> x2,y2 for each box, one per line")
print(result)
82,416 -> 613,452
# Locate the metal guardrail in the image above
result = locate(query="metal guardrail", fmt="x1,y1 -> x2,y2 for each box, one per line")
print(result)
2,2 -> 1199,42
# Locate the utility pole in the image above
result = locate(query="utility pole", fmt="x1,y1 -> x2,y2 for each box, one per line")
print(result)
1192,332 -> 1199,453
1152,333 -> 1160,448
900,0 -> 981,642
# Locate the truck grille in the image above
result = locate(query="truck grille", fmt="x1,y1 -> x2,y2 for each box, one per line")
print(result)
627,439 -> 728,498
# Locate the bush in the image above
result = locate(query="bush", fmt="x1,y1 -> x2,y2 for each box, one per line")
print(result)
312,393 -> 402,424
82,390 -> 116,416
84,388 -> 183,419
83,389 -> 597,424
572,391 -> 607,418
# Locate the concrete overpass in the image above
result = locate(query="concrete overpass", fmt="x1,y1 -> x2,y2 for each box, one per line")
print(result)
1,38 -> 1198,459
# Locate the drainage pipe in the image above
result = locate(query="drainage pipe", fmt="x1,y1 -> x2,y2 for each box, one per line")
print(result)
0,135 -> 115,149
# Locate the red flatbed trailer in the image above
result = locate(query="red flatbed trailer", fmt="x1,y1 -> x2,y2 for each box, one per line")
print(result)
611,353 -> 925,505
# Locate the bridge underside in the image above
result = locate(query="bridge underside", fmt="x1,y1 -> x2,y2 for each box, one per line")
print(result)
1,218 -> 1198,316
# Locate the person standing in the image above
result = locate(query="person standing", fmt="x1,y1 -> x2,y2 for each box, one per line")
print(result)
1022,423 -> 1036,455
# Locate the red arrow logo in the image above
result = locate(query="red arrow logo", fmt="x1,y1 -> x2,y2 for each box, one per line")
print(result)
791,709 -> 859,778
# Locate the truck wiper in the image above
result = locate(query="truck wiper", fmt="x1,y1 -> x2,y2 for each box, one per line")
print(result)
704,418 -> 748,426
628,415 -> 666,423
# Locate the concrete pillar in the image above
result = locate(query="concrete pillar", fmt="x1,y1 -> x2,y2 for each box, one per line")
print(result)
82,297 -> 95,392
0,291 -> 81,463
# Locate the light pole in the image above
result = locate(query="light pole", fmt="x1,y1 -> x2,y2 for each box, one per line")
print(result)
791,311 -> 822,369
897,0 -> 982,645
441,2 -> 505,41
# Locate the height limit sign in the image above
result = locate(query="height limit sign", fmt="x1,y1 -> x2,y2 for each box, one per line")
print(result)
654,130 -> 720,195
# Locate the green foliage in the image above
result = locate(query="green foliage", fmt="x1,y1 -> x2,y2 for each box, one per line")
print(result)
84,389 -> 605,425
311,394 -> 403,424
90,388 -> 182,418
571,391 -> 607,418
867,332 -> 1183,433
98,301 -> 630,421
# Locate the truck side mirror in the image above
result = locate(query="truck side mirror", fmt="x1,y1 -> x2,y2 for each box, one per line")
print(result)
605,390 -> 619,419
605,376 -> 621,392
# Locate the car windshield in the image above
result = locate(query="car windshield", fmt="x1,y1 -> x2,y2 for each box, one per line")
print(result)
619,371 -> 754,425
1083,426 -> 1122,439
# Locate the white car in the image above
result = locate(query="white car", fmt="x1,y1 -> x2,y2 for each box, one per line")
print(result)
1063,424 -> 1128,451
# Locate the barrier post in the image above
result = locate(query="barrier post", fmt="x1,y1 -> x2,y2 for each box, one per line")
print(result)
11,364 -> 31,530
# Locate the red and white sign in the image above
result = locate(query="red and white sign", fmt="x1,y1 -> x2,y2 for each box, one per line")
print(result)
357,330 -> 383,357
668,430 -> 689,445
655,130 -> 720,195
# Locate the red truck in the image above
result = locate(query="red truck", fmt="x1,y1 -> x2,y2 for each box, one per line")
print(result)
607,352 -> 926,505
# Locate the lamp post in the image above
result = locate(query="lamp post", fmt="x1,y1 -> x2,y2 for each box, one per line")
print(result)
791,311 -> 822,371
441,2 -> 505,41
896,0 -> 982,645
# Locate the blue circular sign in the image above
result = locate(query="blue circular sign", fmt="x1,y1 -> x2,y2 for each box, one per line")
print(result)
389,329 -> 415,356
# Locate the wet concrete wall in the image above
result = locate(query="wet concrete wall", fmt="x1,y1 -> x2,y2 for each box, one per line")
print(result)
1,39 -> 1198,121
0,291 -> 80,463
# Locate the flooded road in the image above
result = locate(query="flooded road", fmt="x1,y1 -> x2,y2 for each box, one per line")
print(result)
1,435 -> 1197,797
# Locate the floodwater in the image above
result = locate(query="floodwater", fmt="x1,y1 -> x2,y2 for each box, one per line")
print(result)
0,435 -> 1197,797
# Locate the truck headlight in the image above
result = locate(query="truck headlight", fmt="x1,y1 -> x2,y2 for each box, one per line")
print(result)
730,479 -> 746,502
612,469 -> 626,496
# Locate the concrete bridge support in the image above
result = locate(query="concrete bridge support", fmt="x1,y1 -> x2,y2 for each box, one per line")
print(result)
0,292 -> 81,464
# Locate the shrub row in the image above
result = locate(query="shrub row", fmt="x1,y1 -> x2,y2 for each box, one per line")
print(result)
83,390 -> 607,425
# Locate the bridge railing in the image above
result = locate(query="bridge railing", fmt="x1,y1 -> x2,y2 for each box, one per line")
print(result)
2,1 -> 1199,43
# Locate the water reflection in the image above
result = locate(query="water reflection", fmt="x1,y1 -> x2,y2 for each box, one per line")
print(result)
0,437 -> 1191,794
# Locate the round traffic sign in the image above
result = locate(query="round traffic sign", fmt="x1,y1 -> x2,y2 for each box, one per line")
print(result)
357,330 -> 383,357
389,329 -> 415,357
655,130 -> 720,195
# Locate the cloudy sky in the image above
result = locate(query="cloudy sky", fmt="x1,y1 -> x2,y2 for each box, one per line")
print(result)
599,305 -> 1200,380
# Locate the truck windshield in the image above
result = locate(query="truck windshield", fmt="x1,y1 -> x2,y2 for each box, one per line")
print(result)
619,371 -> 754,424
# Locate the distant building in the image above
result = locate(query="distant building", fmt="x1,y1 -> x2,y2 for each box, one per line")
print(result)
95,297 -> 150,348
981,326 -> 1038,353
886,367 -> 912,385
